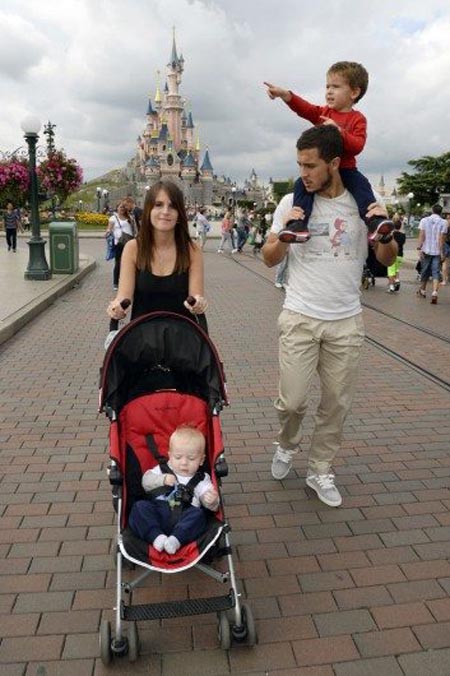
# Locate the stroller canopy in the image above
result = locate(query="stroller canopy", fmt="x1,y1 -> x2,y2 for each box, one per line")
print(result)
100,312 -> 227,414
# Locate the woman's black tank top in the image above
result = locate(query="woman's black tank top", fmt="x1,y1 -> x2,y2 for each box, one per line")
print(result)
131,269 -> 190,320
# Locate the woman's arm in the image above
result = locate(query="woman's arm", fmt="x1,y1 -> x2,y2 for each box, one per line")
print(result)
188,242 -> 204,296
185,242 -> 208,314
107,240 -> 137,319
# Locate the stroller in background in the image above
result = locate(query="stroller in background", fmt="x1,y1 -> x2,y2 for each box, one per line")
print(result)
98,310 -> 256,665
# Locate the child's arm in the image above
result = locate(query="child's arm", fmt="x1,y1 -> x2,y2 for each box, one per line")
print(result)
200,487 -> 219,511
320,112 -> 367,157
285,92 -> 324,125
198,474 -> 220,511
264,81 -> 292,102
142,468 -> 176,492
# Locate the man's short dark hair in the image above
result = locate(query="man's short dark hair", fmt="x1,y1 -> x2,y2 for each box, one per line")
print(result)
296,126 -> 344,163
432,203 -> 443,215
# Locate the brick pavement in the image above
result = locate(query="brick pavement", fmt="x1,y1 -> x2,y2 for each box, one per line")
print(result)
1,239 -> 450,675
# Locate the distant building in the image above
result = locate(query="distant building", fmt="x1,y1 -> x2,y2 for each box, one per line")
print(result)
127,31 -> 267,209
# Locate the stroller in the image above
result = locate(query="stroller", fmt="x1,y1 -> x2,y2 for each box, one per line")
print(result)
98,310 -> 256,665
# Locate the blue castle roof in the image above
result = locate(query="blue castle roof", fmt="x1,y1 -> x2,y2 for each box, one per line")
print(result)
201,149 -> 213,172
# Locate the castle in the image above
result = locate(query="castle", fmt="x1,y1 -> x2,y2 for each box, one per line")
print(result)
127,31 -> 267,209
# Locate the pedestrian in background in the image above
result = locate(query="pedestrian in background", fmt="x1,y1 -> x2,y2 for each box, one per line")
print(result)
217,211 -> 234,253
3,201 -> 23,252
416,204 -> 447,304
442,212 -> 450,285
386,213 -> 406,293
195,207 -> 211,249
105,201 -> 135,290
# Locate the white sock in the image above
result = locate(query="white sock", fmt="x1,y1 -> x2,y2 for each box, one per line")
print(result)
153,534 -> 167,552
164,536 -> 181,554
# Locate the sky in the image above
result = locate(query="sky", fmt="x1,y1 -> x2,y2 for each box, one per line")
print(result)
2,0 -> 450,195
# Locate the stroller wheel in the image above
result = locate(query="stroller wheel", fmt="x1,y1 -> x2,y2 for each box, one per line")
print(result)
217,611 -> 231,650
232,603 -> 257,646
241,603 -> 257,646
99,619 -> 112,665
127,621 -> 140,662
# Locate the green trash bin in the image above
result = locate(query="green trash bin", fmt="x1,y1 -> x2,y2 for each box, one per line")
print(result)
49,222 -> 79,274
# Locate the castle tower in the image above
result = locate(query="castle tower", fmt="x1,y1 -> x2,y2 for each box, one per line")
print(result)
200,148 -> 214,204
165,28 -> 184,150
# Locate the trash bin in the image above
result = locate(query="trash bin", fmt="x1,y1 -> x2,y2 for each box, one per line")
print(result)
49,222 -> 79,274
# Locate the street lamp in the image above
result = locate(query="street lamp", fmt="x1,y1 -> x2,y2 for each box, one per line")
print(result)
102,188 -> 109,213
96,186 -> 102,213
407,192 -> 414,230
21,116 -> 51,281
78,199 -> 83,212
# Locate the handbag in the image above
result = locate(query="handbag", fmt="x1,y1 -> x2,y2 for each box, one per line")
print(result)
115,213 -> 135,246
105,233 -> 116,261
118,232 -> 134,246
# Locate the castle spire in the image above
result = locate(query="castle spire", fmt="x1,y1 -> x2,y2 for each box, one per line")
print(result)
154,70 -> 161,105
169,26 -> 179,67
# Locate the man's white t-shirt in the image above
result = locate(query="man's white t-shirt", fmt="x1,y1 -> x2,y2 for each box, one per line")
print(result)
419,214 -> 447,255
271,191 -> 368,320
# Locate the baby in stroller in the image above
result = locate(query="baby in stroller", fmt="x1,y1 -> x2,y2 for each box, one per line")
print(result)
129,425 -> 219,554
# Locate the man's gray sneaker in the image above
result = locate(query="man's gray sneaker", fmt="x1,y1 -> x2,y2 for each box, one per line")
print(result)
306,470 -> 342,507
271,446 -> 293,480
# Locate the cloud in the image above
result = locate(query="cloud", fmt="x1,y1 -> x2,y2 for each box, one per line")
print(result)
1,0 -> 450,194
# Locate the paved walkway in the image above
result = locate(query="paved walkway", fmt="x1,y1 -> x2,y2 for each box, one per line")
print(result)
1,235 -> 450,675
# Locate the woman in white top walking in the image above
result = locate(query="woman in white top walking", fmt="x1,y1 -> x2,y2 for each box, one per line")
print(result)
105,201 -> 135,289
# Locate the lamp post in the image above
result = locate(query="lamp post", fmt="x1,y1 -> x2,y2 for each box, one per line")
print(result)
21,116 -> 51,281
78,199 -> 83,212
102,188 -> 109,213
407,192 -> 414,230
96,186 -> 102,213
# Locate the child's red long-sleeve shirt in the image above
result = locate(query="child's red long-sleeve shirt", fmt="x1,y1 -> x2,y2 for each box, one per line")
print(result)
287,92 -> 367,169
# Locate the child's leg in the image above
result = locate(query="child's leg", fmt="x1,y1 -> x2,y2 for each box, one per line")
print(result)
340,169 -> 393,239
171,506 -> 208,546
278,178 -> 313,244
128,500 -> 171,544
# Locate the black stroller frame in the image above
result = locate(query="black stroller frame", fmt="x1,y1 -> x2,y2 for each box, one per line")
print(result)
99,311 -> 256,664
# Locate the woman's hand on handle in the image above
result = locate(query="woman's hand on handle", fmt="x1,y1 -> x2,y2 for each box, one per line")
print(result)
107,298 -> 131,320
184,294 -> 208,315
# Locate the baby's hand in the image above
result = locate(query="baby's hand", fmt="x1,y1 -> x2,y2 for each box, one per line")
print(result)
201,488 -> 219,510
164,475 -> 176,487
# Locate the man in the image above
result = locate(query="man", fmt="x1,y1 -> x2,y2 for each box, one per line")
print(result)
416,204 -> 447,304
262,125 -> 397,507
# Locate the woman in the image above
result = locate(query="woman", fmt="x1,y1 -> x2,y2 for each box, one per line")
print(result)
217,211 -> 234,253
107,180 -> 207,328
105,201 -> 135,289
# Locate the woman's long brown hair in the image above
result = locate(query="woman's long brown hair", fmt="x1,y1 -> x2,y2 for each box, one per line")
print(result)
136,180 -> 193,273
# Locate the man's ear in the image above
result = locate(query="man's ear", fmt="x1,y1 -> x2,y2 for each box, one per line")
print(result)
331,156 -> 341,171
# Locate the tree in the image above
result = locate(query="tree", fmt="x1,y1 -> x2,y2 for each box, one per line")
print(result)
271,178 -> 295,203
397,152 -> 450,206
37,150 -> 83,205
0,158 -> 30,207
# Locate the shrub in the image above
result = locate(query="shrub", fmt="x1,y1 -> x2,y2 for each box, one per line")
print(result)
75,212 -> 109,227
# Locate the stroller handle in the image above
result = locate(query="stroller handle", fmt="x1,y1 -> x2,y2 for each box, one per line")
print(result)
109,298 -> 131,332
